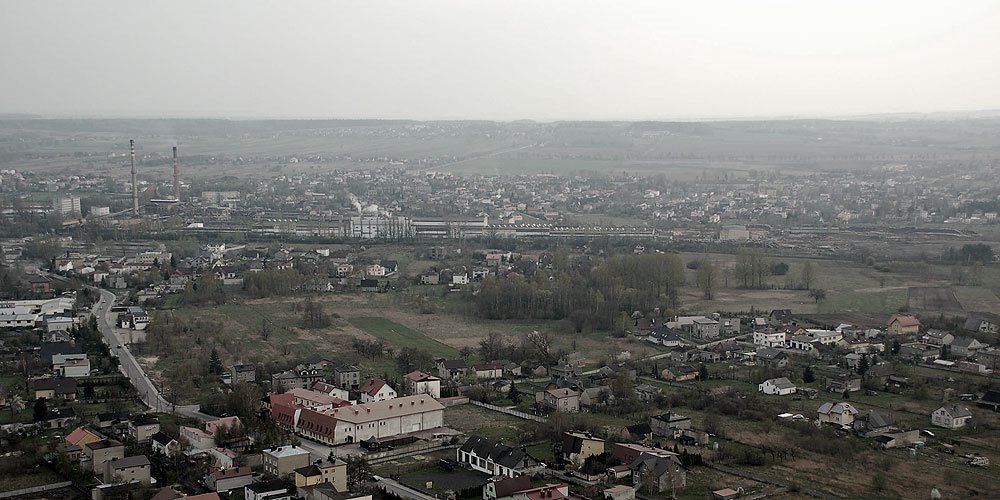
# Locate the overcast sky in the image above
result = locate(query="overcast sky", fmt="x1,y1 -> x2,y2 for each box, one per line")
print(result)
2,1 -> 998,120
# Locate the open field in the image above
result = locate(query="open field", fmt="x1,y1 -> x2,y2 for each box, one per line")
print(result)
908,286 -> 964,313
952,286 -> 1000,315
347,317 -> 459,358
442,404 -> 528,444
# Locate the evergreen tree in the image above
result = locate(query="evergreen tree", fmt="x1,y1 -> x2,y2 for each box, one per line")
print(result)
209,348 -> 224,375
856,354 -> 870,375
508,382 -> 521,404
803,365 -> 815,383
698,363 -> 709,381
33,398 -> 48,422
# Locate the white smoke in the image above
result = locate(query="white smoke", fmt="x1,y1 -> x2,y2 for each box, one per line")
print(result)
347,193 -> 363,213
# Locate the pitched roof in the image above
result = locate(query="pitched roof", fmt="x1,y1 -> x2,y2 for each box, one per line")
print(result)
888,314 -> 920,327
460,436 -> 538,470
310,395 -> 444,425
817,402 -> 858,416
150,432 -> 177,446
546,388 -> 579,399
210,466 -> 252,480
493,476 -> 532,497
65,426 -> 102,445
938,404 -> 972,418
765,377 -> 796,390
404,371 -> 440,383
359,378 -> 389,396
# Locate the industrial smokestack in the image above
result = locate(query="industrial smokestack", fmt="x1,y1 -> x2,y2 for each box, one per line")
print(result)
130,139 -> 139,215
172,146 -> 180,202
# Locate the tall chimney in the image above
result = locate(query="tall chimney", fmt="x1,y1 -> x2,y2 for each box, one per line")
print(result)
172,146 -> 180,201
130,139 -> 139,215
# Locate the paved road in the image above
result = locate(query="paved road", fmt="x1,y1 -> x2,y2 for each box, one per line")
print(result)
375,477 -> 438,500
92,288 -> 204,420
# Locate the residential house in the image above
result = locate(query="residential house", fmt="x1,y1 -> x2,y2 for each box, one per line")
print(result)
631,453 -> 686,493
311,382 -> 350,400
271,367 -> 323,392
32,378 -> 77,400
963,317 -> 998,334
180,426 -> 216,450
770,309 -> 795,325
898,342 -> 940,363
475,363 -> 504,380
105,455 -> 151,485
753,329 -> 786,348
931,405 -> 973,429
65,426 -> 103,449
562,432 -> 605,465
452,273 -> 470,285
976,390 -> 1000,412
755,348 -> 788,369
262,445 -> 311,479
635,384 -> 661,402
293,459 -> 347,491
579,387 -> 614,408
231,364 -> 257,384
719,316 -> 740,336
420,272 -> 440,285
950,337 -> 986,358
660,366 -> 700,382
127,414 -> 160,443
359,378 -> 397,403
853,411 -> 894,438
922,330 -> 954,347
366,264 -> 386,277
359,279 -> 380,292
604,485 -> 636,500
483,476 -> 532,500
817,402 -> 859,426
650,413 -> 692,436
668,316 -> 720,339
404,371 -> 441,398
550,365 -> 579,379
827,373 -> 862,393
245,480 -> 292,500
334,365 -> 361,390
150,432 -> 180,457
887,315 -> 921,335
977,349 -> 1000,371
458,436 -> 541,478
647,328 -> 685,347
206,467 -> 254,493
437,359 -> 469,381
83,439 -> 125,473
759,377 -> 797,396
543,388 -> 580,412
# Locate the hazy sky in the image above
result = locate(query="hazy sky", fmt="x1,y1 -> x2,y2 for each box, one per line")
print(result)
2,1 -> 999,120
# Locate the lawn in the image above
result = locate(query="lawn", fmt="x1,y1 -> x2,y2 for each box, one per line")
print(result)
347,317 -> 459,358
443,404 -> 530,444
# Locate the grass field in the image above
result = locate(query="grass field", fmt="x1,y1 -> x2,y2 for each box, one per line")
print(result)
347,317 -> 459,358
443,404 -> 528,444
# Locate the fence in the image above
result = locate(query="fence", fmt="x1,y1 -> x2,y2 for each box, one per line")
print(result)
367,442 -> 458,464
0,481 -> 73,499
704,462 -> 841,500
469,400 -> 547,422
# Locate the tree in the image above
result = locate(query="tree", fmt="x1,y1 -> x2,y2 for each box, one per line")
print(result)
698,363 -> 709,381
344,455 -> 372,491
771,262 -> 790,276
301,300 -> 331,329
856,355 -> 870,376
800,261 -> 816,290
508,382 -> 521,404
842,388 -> 850,400
803,365 -> 815,383
208,348 -> 224,375
33,398 -> 48,422
696,260 -> 719,299
809,289 -> 827,303
260,319 -> 271,341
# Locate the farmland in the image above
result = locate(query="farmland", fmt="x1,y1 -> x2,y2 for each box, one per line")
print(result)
347,316 -> 459,358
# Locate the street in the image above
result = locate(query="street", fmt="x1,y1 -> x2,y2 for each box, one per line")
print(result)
92,288 -> 204,420
374,477 -> 439,500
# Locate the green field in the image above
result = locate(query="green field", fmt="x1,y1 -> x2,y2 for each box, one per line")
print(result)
347,317 -> 459,358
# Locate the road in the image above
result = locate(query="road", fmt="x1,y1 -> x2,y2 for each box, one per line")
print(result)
92,288 -> 206,420
374,477 -> 438,500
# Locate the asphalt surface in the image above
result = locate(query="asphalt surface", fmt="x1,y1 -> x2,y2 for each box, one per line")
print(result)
92,288 -> 205,420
